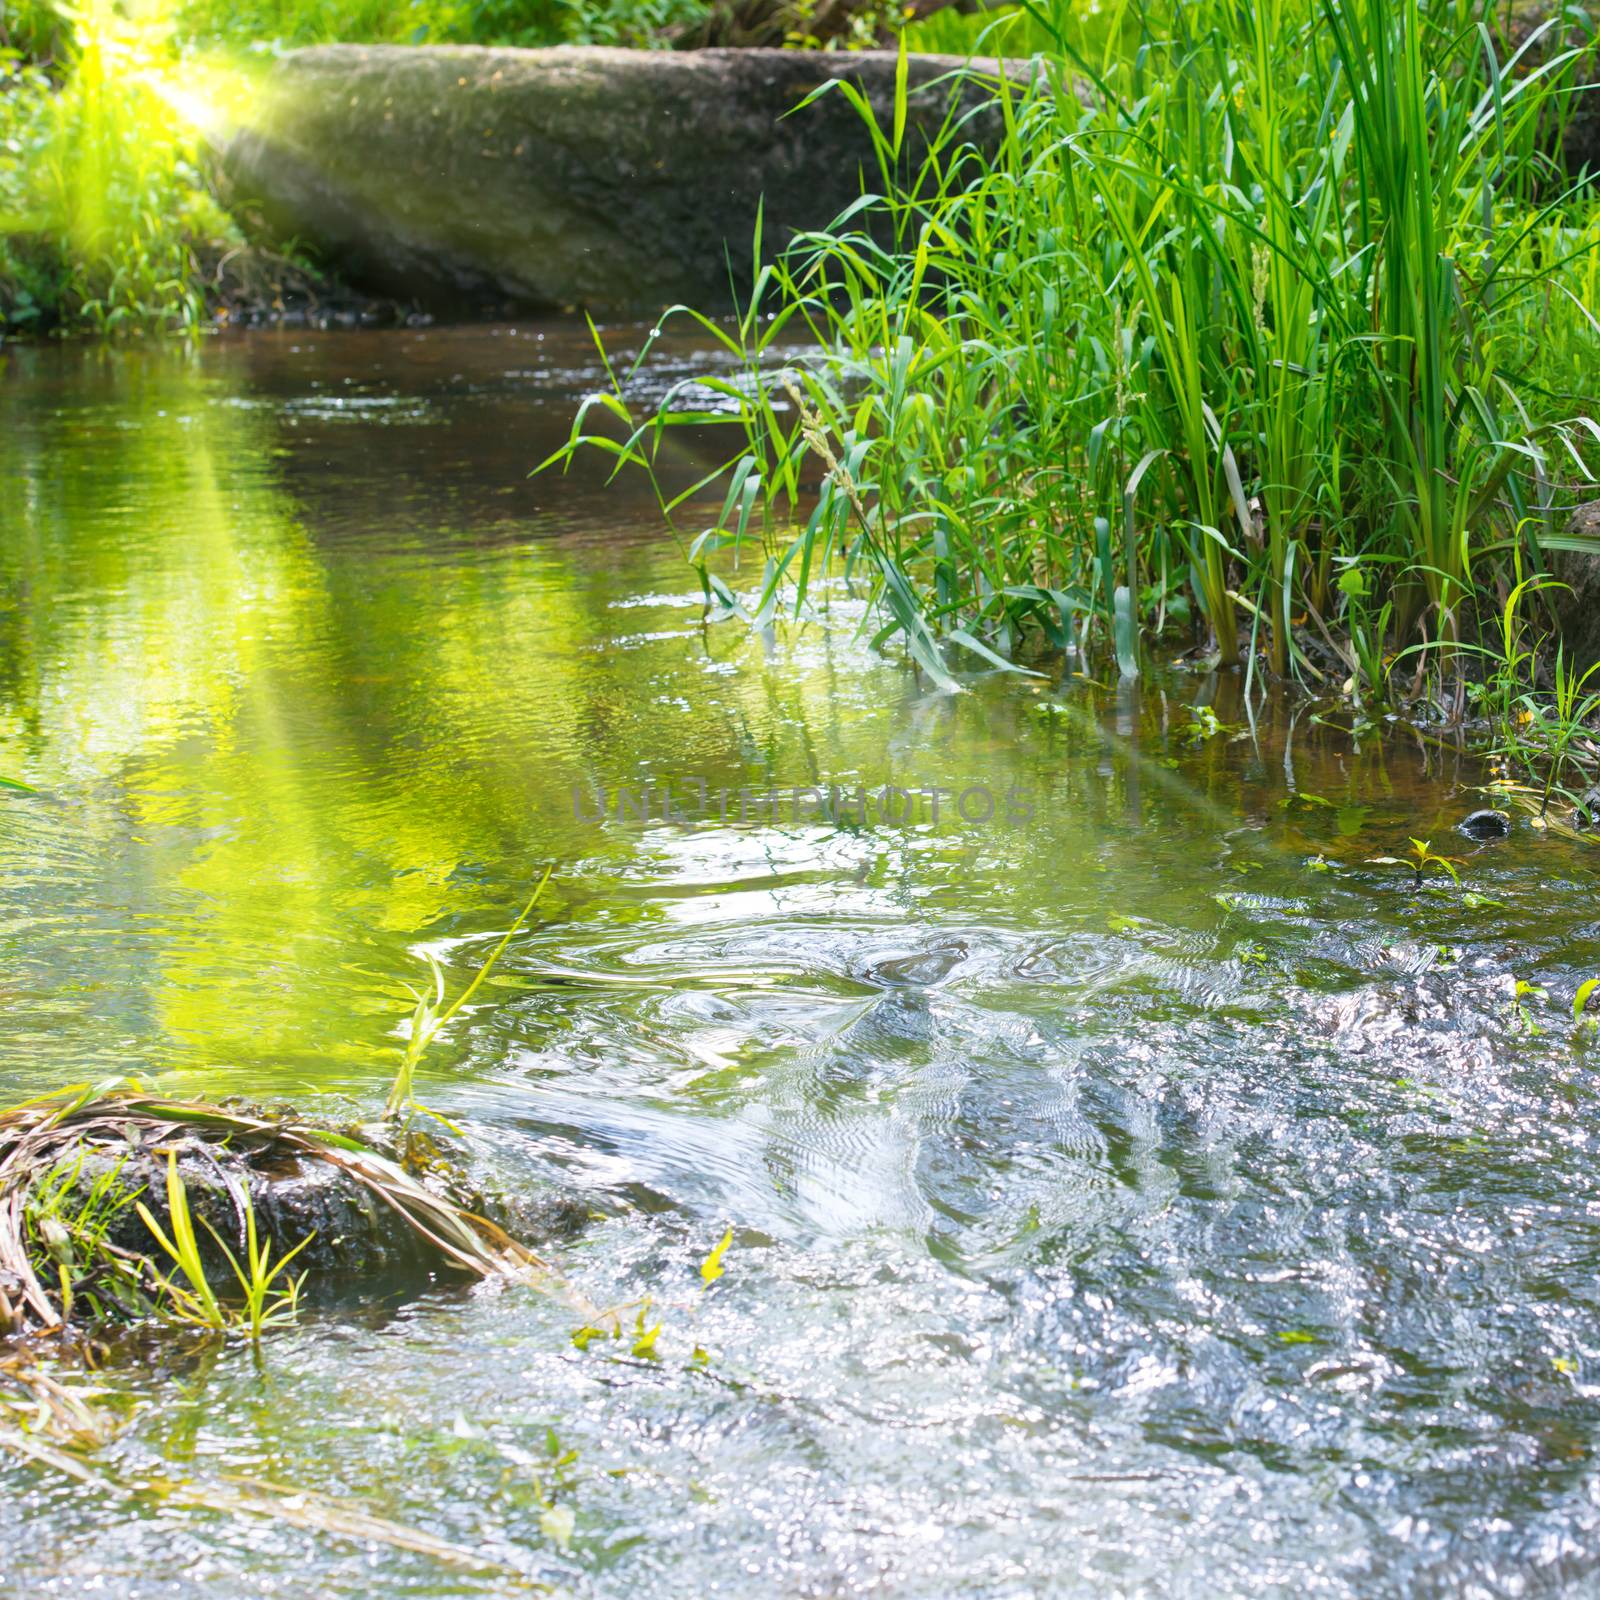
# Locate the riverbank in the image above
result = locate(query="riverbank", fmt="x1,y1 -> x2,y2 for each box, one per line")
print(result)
7,7 -> 1600,751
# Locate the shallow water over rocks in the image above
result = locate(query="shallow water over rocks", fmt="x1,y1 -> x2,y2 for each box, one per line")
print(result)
2,323 -> 1599,1597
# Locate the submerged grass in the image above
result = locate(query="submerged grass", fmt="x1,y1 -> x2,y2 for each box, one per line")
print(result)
553,0 -> 1600,703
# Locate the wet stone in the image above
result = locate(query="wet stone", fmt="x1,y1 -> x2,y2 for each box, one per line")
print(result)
63,1132 -> 583,1295
1460,809 -> 1512,842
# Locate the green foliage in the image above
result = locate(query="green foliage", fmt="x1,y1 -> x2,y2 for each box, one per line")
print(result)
23,1152 -> 149,1323
1369,836 -> 1463,888
902,3 -> 1067,57
1573,976 -> 1599,1041
0,0 -> 710,334
129,1155 -> 309,1339
553,0 -> 1600,690
169,0 -> 704,48
1428,569 -> 1600,807
203,1181 -> 313,1340
135,1151 -> 230,1328
0,0 -> 71,61
173,0 -> 465,46
1508,974 -> 1549,1033
0,5 -> 239,333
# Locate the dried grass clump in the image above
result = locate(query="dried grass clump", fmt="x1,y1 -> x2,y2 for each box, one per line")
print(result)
0,1080 -> 548,1337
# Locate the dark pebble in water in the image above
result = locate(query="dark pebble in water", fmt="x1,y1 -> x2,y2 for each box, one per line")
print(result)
1575,787 -> 1600,830
1460,808 -> 1512,842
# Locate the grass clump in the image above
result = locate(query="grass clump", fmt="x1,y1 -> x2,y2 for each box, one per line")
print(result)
0,1081 -> 550,1340
135,1151 -> 311,1337
386,866 -> 554,1119
553,0 -> 1600,702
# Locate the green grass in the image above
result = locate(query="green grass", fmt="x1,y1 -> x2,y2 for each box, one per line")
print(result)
0,5 -> 236,333
169,0 -> 707,49
553,0 -> 1600,698
902,1 -> 1122,59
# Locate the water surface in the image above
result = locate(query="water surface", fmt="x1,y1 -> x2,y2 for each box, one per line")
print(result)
3,325 -> 1600,1598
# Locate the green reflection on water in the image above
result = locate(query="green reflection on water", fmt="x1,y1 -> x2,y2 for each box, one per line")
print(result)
0,338 -> 647,1081
0,329 -> 1540,1105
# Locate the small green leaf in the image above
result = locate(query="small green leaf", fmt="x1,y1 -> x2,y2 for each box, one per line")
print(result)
1575,979 -> 1599,1022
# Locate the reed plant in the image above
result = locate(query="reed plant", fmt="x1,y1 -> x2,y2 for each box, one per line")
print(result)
385,866 -> 554,1118
552,0 -> 1600,696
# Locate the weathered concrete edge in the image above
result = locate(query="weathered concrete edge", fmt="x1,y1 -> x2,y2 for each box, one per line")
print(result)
217,45 -> 1023,316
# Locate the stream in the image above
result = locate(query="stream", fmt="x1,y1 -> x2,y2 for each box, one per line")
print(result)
3,323 -> 1600,1597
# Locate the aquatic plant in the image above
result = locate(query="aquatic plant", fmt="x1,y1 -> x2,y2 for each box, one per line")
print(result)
134,1149 -> 232,1329
0,1082 -> 548,1336
1509,975 -> 1549,1033
136,1152 -> 311,1338
556,0 -> 1600,696
1436,572 -> 1600,810
1576,978 -> 1599,1023
385,866 -> 554,1118
1369,837 -> 1462,890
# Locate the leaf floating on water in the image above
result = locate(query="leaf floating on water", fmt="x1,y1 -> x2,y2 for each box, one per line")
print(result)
539,1502 -> 575,1552
1575,978 -> 1599,1022
700,1226 -> 733,1287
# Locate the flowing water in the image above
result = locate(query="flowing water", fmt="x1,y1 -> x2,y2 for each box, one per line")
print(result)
3,325 -> 1600,1598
